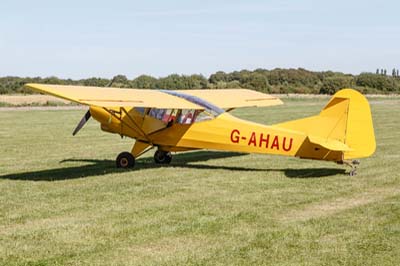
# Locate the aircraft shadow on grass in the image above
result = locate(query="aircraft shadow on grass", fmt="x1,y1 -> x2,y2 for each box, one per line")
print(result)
0,151 -> 346,181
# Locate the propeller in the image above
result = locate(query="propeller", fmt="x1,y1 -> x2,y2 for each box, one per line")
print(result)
72,110 -> 91,136
71,77 -> 116,136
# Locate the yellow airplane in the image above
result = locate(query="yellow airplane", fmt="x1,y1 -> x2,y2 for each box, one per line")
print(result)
24,84 -> 375,176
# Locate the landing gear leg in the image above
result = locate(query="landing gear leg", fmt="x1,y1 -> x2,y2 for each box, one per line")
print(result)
154,150 -> 172,164
341,160 -> 360,176
116,152 -> 135,168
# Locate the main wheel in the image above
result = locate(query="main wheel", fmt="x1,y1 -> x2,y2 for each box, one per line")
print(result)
116,152 -> 135,168
154,150 -> 172,164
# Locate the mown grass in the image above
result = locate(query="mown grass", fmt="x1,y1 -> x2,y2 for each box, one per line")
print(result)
0,98 -> 399,266
0,101 -> 77,107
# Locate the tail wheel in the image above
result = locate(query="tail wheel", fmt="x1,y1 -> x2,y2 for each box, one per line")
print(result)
154,150 -> 172,164
116,152 -> 135,168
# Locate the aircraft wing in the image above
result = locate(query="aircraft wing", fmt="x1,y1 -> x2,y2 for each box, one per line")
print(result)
24,83 -> 203,109
175,89 -> 283,109
24,83 -> 282,110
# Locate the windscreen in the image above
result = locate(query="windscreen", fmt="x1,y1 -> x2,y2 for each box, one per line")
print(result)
160,90 -> 224,117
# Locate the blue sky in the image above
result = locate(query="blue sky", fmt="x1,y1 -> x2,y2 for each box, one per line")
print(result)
1,0 -> 399,79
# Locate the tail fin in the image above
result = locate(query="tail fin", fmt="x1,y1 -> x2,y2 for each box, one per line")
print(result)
333,89 -> 376,159
276,89 -> 376,159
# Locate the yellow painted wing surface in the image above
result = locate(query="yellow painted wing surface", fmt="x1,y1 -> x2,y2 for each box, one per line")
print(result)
25,84 -> 282,110
175,89 -> 283,109
24,83 -> 202,109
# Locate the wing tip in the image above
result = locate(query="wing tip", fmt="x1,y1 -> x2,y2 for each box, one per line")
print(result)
24,83 -> 45,93
23,83 -> 36,89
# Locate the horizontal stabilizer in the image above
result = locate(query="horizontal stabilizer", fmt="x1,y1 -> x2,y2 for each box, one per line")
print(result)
308,135 -> 352,152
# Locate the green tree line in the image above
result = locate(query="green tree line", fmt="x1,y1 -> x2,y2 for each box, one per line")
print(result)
1,68 -> 400,95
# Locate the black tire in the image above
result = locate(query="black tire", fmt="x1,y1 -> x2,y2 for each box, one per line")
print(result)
116,152 -> 135,168
349,169 -> 357,176
154,150 -> 172,164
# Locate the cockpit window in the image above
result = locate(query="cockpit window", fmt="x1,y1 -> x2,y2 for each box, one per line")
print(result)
148,91 -> 223,125
159,90 -> 224,117
149,108 -> 177,123
178,109 -> 194,124
134,107 -> 145,115
149,108 -> 165,120
163,109 -> 177,123
194,110 -> 213,122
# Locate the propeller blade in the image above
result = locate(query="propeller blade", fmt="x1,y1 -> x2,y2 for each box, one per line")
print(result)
72,110 -> 91,136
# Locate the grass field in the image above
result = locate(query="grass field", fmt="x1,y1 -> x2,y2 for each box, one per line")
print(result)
1,97 -> 399,266
0,95 -> 71,106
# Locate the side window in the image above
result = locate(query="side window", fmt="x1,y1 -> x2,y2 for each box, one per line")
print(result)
149,108 -> 214,125
194,110 -> 213,122
134,107 -> 145,115
149,108 -> 166,120
161,109 -> 177,124
149,109 -> 178,125
178,110 -> 195,124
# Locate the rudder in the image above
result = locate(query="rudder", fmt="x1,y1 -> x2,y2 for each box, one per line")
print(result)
333,89 -> 376,159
